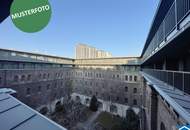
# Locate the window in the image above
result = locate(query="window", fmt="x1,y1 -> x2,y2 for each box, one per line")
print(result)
116,97 -> 119,101
125,98 -> 128,103
129,75 -> 132,81
110,105 -> 117,113
61,81 -> 63,86
133,88 -> 137,93
38,74 -> 42,79
21,75 -> 25,81
55,83 -> 57,88
99,73 -> 101,78
125,75 -> 128,81
117,74 -> 119,78
112,75 -> 115,79
134,76 -> 137,82
85,98 -> 90,104
46,84 -> 50,90
55,73 -> 58,77
38,86 -> 41,92
125,86 -> 128,92
133,99 -> 137,105
0,77 -> 2,85
43,73 -> 46,79
14,75 -> 19,82
27,75 -> 31,81
47,73 -> 50,78
26,88 -> 31,95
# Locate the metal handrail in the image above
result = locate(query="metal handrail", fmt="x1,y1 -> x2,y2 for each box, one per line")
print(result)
143,68 -> 190,74
143,0 -> 190,61
142,69 -> 190,95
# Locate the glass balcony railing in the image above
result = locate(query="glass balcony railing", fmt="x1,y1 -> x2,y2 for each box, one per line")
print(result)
142,69 -> 190,95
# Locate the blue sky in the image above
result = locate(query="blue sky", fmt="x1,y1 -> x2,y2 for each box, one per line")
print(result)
0,0 -> 159,58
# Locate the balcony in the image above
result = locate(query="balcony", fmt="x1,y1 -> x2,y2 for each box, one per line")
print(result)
142,0 -> 190,62
142,69 -> 190,95
141,69 -> 190,124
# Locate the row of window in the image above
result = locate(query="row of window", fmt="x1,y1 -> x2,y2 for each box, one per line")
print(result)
12,72 -> 138,83
125,75 -> 138,82
13,72 -> 67,82
70,71 -> 139,82
26,82 -> 64,95
125,87 -> 137,93
14,75 -> 31,82
125,98 -> 137,105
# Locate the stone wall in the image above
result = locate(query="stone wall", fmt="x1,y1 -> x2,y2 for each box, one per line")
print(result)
0,65 -> 142,116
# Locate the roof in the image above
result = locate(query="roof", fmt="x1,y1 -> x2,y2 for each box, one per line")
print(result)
0,48 -> 73,60
0,90 -> 67,130
141,72 -> 190,124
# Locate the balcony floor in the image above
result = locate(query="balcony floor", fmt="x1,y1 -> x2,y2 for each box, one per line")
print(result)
141,71 -> 190,123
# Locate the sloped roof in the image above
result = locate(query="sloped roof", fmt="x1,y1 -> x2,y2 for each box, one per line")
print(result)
0,91 -> 67,130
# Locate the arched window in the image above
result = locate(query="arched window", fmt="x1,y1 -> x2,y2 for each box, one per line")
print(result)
85,98 -> 90,104
160,122 -> 166,130
27,74 -> 31,81
110,105 -> 117,113
21,75 -> 25,81
14,75 -> 19,82
76,96 -> 81,102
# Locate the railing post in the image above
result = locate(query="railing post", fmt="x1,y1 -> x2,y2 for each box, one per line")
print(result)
166,71 -> 168,84
175,0 -> 179,30
173,72 -> 175,90
182,73 -> 185,93
163,20 -> 166,42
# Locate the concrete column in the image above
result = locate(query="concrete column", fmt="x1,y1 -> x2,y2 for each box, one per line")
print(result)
178,59 -> 184,71
163,59 -> 166,70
